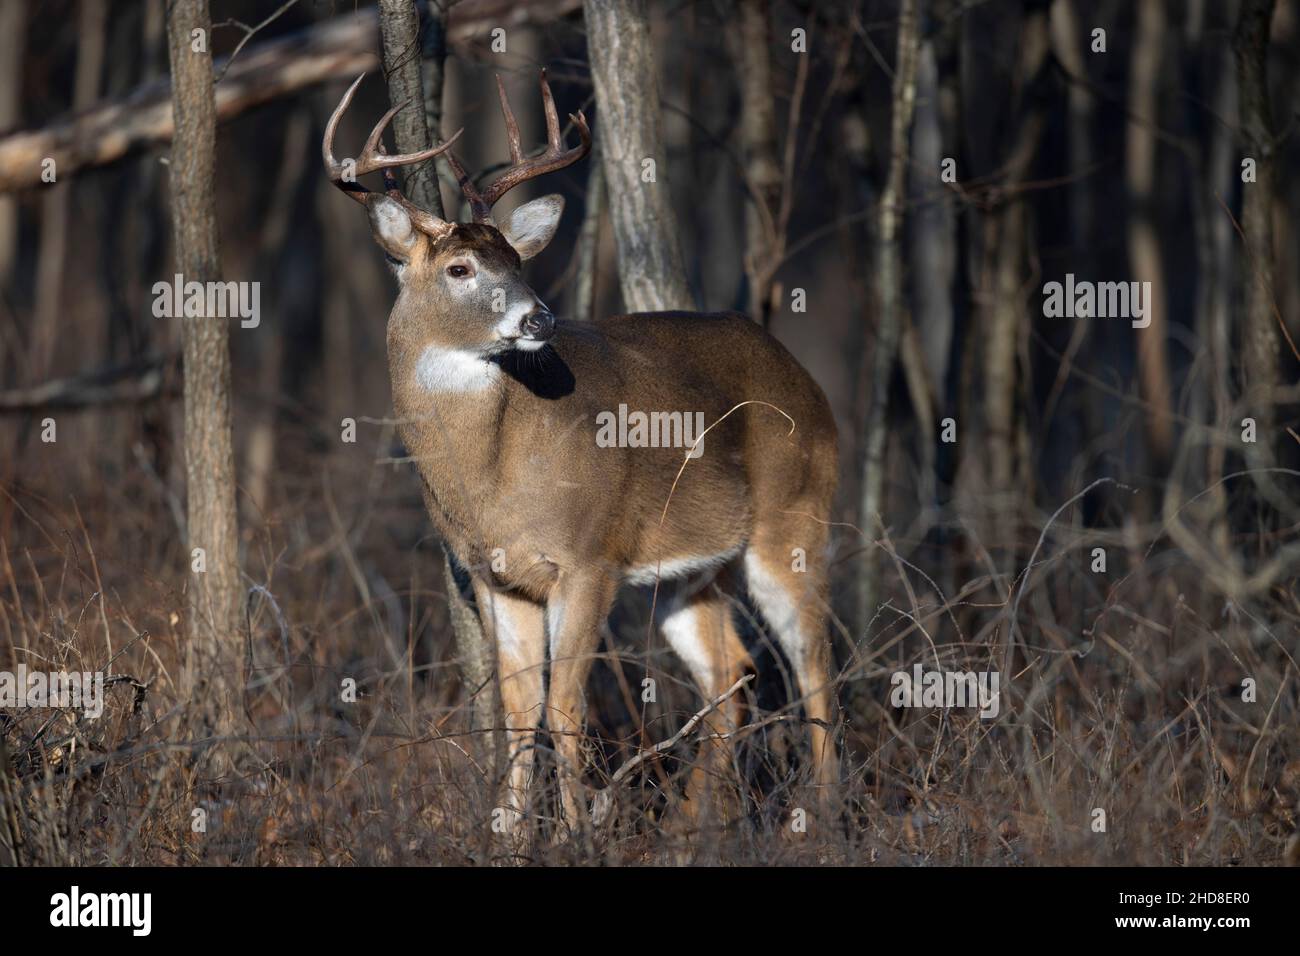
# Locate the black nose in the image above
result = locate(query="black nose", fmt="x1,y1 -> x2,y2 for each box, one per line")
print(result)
521,308 -> 555,340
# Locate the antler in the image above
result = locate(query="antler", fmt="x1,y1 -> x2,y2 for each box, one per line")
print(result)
445,69 -> 591,223
322,74 -> 463,233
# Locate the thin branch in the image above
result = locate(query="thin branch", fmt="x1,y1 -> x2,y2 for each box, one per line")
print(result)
212,0 -> 301,83
591,674 -> 754,828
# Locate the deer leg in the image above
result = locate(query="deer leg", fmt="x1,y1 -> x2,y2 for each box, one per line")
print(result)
544,571 -> 618,841
743,531 -> 840,802
657,582 -> 753,834
472,579 -> 546,853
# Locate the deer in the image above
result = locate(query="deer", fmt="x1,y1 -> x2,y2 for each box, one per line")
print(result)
323,70 -> 841,845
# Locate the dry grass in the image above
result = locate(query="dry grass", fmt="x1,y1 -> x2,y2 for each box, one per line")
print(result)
1,430 -> 1297,867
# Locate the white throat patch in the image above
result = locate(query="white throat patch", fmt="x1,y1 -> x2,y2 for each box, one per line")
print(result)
413,344 -> 498,393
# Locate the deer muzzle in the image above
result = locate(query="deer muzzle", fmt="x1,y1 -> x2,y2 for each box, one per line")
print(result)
520,308 -> 556,342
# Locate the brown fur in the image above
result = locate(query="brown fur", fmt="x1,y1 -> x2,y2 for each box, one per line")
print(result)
357,183 -> 840,846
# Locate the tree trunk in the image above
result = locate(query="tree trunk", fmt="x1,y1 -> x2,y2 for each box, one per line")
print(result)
899,39 -> 945,506
582,0 -> 693,312
856,0 -> 921,630
378,0 -> 494,745
1188,29 -> 1236,560
1127,0 -> 1174,468
969,5 -> 1049,570
0,0 -> 24,293
420,0 -> 450,219
166,0 -> 242,748
730,0 -> 781,326
571,138 -> 605,321
979,7 -> 1050,676
1233,0 -> 1279,427
31,0 -> 106,384
379,0 -> 441,214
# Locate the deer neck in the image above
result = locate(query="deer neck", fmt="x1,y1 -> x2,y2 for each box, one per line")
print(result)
389,319 -> 507,462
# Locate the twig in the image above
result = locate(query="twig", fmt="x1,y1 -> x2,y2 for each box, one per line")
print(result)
213,0 -> 301,84
590,674 -> 753,828
1007,477 -> 1130,664
0,355 -> 177,412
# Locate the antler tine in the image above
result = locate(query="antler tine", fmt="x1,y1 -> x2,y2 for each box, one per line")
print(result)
361,101 -> 465,173
539,68 -> 562,150
322,72 -> 463,223
478,111 -> 590,210
495,75 -> 524,165
442,151 -> 492,222
471,69 -> 592,216
323,74 -> 369,205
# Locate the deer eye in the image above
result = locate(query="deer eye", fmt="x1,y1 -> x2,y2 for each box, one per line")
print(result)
447,263 -> 472,279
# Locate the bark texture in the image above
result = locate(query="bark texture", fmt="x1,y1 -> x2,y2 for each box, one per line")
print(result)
379,0 -> 441,214
376,0 -> 494,743
165,0 -> 242,737
731,0 -> 782,326
572,138 -> 605,321
420,0 -> 450,220
583,0 -> 693,312
1233,0 -> 1279,419
857,0 -> 921,629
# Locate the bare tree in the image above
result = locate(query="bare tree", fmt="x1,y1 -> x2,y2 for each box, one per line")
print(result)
0,0 -> 24,291
0,0 -> 582,194
1187,19 -> 1236,558
729,0 -> 781,327
1127,0 -> 1174,467
583,0 -> 693,312
965,4 -> 1050,574
31,0 -> 106,384
420,0 -> 451,215
379,0 -> 441,213
377,0 -> 494,741
571,138 -> 605,321
857,0 -> 921,629
166,0 -> 242,742
1234,0 -> 1280,431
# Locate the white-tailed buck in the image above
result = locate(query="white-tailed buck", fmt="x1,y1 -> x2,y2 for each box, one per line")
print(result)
324,71 -> 840,841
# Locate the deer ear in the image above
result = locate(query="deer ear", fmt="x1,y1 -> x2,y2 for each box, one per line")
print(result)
366,196 -> 421,263
499,194 -> 564,261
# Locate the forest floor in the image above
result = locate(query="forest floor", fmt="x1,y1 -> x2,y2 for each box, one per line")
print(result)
1,448 -> 1297,866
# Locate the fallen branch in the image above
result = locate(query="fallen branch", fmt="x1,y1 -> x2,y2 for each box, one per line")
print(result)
0,354 -> 178,412
590,673 -> 753,828
6,674 -> 150,781
0,0 -> 581,193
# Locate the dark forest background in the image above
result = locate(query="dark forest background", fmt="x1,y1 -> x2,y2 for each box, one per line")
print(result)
0,0 -> 1297,865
